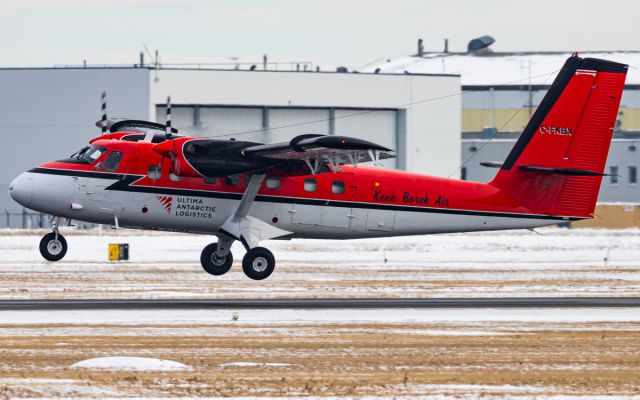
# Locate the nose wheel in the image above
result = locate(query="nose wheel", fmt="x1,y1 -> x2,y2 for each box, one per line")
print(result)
39,232 -> 68,262
242,247 -> 275,280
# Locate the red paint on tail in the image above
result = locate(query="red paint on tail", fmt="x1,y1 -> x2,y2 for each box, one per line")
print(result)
491,56 -> 628,218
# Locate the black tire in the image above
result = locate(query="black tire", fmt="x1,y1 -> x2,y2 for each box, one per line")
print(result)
200,243 -> 233,275
39,232 -> 67,262
242,247 -> 275,280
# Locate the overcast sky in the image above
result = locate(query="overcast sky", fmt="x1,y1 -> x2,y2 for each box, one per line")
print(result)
1,0 -> 638,70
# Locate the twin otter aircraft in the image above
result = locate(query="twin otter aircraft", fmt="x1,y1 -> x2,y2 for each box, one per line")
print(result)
9,55 -> 628,280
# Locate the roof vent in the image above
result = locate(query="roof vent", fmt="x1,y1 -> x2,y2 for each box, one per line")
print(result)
467,35 -> 495,54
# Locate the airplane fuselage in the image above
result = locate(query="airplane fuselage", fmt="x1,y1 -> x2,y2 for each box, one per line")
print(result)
11,137 -> 571,240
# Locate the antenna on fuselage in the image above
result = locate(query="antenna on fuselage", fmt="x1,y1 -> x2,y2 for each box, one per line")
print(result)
165,96 -> 172,139
100,91 -> 107,134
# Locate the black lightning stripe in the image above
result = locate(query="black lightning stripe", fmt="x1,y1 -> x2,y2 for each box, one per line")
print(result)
28,167 -> 583,221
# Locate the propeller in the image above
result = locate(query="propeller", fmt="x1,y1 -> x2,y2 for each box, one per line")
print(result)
100,91 -> 107,134
163,96 -> 181,180
165,95 -> 172,139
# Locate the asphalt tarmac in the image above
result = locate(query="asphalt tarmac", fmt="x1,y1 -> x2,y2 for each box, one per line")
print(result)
0,297 -> 639,310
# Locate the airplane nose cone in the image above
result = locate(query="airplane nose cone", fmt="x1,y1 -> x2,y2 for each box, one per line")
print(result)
9,173 -> 33,208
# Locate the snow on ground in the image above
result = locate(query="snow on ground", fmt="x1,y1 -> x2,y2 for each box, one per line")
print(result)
0,227 -> 639,299
71,356 -> 192,371
1,308 -> 640,326
219,362 -> 291,367
0,228 -> 638,398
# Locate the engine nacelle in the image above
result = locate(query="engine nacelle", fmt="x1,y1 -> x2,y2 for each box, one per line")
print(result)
152,138 -> 202,178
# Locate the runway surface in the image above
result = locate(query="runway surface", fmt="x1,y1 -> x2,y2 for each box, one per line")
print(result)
1,297 -> 639,310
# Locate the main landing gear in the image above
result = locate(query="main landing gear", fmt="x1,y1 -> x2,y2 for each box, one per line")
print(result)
242,247 -> 275,280
199,239 -> 276,280
39,217 -> 67,262
199,174 -> 286,280
200,243 -> 233,275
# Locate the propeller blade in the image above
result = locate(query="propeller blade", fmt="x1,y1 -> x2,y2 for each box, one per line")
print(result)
165,96 -> 172,139
100,91 -> 107,134
167,150 -> 181,181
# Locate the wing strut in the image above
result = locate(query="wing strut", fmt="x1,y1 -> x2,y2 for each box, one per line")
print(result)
235,174 -> 266,218
218,174 -> 291,254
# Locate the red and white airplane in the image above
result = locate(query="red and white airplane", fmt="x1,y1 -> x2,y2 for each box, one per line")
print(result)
9,55 -> 628,280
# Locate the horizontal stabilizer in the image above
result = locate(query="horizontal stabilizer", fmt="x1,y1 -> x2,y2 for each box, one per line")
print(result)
479,161 -> 503,169
519,165 -> 607,176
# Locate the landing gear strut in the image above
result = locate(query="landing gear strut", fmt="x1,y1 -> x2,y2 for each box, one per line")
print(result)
203,174 -> 285,280
39,217 -> 67,262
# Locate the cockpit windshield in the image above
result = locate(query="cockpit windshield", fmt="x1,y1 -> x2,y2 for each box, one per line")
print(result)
69,145 -> 108,164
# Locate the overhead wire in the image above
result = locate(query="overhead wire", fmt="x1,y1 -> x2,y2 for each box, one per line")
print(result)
446,68 -> 560,178
203,69 -> 563,140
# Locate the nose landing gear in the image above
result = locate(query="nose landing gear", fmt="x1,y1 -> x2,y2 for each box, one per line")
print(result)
39,218 -> 67,262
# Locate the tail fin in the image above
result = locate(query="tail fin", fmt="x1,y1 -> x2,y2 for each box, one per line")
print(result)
491,55 -> 628,218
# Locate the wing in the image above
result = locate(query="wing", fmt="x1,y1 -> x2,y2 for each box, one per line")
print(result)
95,119 -> 180,135
241,134 -> 395,173
166,134 -> 396,178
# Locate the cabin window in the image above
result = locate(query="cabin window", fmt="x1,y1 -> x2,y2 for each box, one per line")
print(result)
332,180 -> 345,194
266,176 -> 280,189
629,166 -> 637,184
610,166 -> 619,184
304,178 -> 317,192
147,165 -> 161,180
225,175 -> 239,186
104,151 -> 123,171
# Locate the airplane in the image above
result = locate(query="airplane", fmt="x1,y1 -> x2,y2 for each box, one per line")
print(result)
9,55 -> 628,280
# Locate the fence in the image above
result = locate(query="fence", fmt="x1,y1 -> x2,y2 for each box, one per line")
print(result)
1,209 -> 96,229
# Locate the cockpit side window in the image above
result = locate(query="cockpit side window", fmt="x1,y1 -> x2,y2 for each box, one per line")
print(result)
86,146 -> 107,163
72,145 -> 108,164
103,151 -> 123,171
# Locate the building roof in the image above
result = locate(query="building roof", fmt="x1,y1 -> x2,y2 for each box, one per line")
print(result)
359,52 -> 640,86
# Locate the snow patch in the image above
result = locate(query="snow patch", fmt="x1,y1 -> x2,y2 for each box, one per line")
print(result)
71,356 -> 192,371
220,362 -> 291,367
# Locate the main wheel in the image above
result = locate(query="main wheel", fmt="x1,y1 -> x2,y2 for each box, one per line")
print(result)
242,247 -> 275,280
39,232 -> 67,262
200,243 -> 233,275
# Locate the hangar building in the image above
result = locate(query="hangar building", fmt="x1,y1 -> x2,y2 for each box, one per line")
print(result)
365,47 -> 640,202
0,65 -> 460,228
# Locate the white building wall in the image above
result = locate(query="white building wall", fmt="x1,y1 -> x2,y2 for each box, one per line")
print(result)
149,69 -> 460,177
0,67 -> 460,226
0,68 -> 149,216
